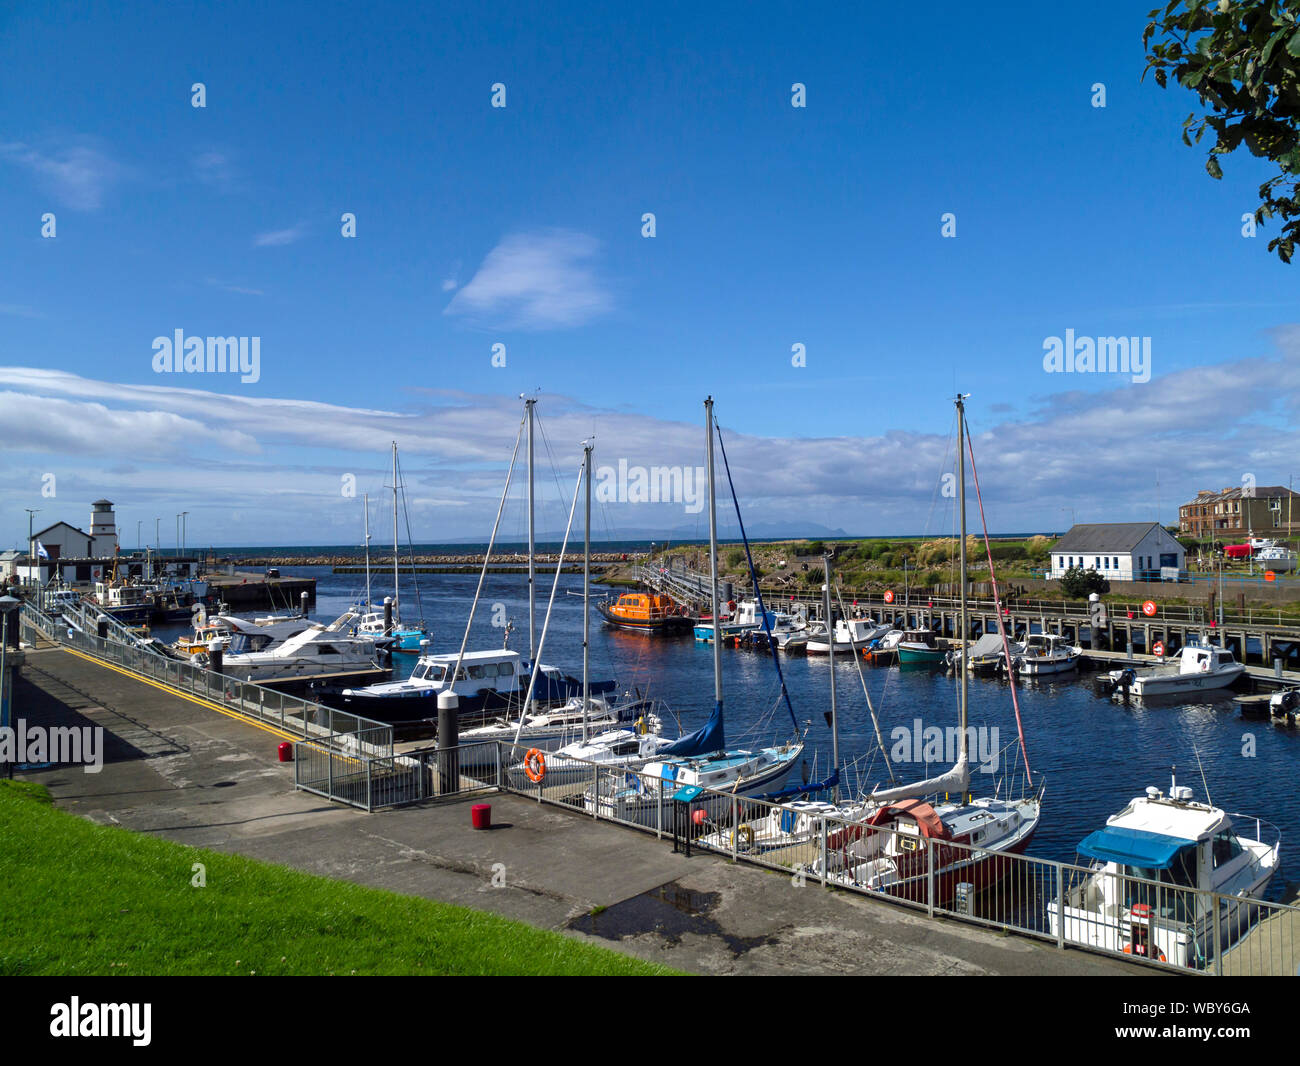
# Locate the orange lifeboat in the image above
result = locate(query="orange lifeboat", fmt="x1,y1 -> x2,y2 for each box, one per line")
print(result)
596,592 -> 692,632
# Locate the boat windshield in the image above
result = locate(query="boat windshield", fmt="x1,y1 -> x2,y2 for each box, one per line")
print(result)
1122,843 -> 1200,919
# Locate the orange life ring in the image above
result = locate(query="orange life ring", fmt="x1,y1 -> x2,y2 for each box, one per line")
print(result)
524,748 -> 546,783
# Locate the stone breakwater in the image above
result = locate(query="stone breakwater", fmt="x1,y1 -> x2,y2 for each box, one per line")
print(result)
220,552 -> 649,567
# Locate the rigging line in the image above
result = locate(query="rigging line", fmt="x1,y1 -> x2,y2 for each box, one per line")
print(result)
712,414 -> 799,737
831,580 -> 897,783
512,453 -> 586,750
450,415 -> 526,686
395,449 -> 426,626
962,410 -> 1033,777
533,409 -> 571,541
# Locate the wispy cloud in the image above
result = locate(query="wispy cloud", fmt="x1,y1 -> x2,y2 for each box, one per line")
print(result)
445,230 -> 612,330
204,278 -> 265,297
0,304 -> 43,319
0,138 -> 124,210
193,150 -> 238,192
253,224 -> 307,247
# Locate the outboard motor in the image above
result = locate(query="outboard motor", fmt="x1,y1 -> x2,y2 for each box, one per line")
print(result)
1271,688 -> 1300,722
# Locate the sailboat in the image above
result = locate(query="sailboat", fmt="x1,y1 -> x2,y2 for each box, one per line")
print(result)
815,395 -> 1044,902
582,398 -> 804,827
358,442 -> 430,653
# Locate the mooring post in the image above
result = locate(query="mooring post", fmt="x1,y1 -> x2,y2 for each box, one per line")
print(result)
437,690 -> 459,796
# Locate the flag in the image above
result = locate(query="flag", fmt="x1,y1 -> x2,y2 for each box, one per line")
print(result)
35,540 -> 49,559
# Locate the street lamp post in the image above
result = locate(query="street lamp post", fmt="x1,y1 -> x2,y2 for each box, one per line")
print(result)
24,509 -> 40,589
0,595 -> 20,779
180,512 -> 189,562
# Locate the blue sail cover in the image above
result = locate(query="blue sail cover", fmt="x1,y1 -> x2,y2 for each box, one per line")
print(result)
1077,826 -> 1198,870
659,701 -> 725,757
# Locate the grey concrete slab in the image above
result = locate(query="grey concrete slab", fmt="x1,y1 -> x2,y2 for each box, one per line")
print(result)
13,647 -> 1148,976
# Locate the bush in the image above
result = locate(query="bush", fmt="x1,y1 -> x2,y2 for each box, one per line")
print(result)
724,547 -> 746,569
1059,565 -> 1109,598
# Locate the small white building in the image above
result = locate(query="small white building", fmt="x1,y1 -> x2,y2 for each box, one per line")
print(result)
1049,522 -> 1186,581
29,521 -> 95,560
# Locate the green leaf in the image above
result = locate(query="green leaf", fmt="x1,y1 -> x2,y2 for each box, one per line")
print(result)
1287,28 -> 1300,59
1206,155 -> 1224,178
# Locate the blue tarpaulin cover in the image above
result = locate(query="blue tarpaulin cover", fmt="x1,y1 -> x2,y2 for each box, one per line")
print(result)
1077,825 -> 1198,869
659,701 -> 725,757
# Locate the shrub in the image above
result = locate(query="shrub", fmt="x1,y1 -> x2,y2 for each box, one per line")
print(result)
1059,565 -> 1109,598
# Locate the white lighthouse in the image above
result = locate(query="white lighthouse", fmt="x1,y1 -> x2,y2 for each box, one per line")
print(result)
90,499 -> 118,557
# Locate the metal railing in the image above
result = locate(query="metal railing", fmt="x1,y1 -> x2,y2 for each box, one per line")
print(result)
17,601 -> 394,755
294,739 -> 501,810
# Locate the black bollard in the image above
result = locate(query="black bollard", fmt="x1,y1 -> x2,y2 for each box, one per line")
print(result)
207,639 -> 224,676
300,590 -> 309,619
437,690 -> 460,795
383,596 -> 393,637
96,617 -> 109,641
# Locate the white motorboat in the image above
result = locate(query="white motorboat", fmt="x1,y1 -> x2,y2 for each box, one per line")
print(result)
1101,641 -> 1245,697
213,623 -> 387,689
806,617 -> 890,655
1254,545 -> 1297,572
1270,687 -> 1299,724
1013,633 -> 1081,676
459,696 -> 663,771
503,718 -> 676,792
1046,777 -> 1280,968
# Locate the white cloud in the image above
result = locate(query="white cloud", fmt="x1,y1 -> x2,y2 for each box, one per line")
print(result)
193,150 -> 238,191
444,230 -> 612,330
253,224 -> 307,247
0,139 -> 124,210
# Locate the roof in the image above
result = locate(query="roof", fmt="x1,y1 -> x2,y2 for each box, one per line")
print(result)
32,521 -> 93,540
1186,486 -> 1299,505
92,499 -> 114,507
1052,522 -> 1173,553
1077,825 -> 1197,869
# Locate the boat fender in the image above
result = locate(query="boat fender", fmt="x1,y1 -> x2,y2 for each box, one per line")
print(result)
524,748 -> 547,783
734,823 -> 755,850
1122,944 -> 1166,963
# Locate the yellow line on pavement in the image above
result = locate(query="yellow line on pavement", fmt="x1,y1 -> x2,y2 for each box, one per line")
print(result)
58,645 -> 298,742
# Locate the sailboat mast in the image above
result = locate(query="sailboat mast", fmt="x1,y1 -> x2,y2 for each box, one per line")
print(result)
705,398 -> 723,713
823,551 -> 840,804
363,493 -> 371,608
582,439 -> 592,742
526,397 -> 537,661
391,441 -> 399,617
956,394 -> 969,768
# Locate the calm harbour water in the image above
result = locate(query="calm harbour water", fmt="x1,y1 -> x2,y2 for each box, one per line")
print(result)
172,565 -> 1300,889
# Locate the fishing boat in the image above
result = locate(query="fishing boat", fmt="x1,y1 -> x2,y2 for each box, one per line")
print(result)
812,395 -> 1043,903
1013,632 -> 1082,676
806,617 -> 890,655
896,628 -> 949,664
86,580 -> 153,625
1046,775 -> 1280,968
1098,640 -> 1245,698
584,398 -> 804,827
596,591 -> 693,632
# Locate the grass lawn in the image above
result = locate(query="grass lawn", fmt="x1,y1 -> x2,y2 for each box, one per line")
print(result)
0,781 -> 675,976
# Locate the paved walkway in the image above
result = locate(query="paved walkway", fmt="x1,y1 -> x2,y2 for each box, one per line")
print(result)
13,645 -> 1146,976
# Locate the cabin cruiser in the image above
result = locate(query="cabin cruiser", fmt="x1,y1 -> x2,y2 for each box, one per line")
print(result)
1254,544 -> 1297,572
693,598 -> 768,642
1098,641 -> 1245,698
896,628 -> 949,664
332,648 -> 615,725
352,605 -> 430,653
208,623 -> 389,691
806,617 -> 890,655
1046,777 -> 1280,968
946,632 -> 1009,674
1013,633 -> 1081,676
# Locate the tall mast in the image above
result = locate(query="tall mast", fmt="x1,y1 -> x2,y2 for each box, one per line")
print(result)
956,394 -> 969,782
391,441 -> 399,617
582,439 -> 592,742
526,396 -> 537,661
363,493 -> 371,608
823,551 -> 840,804
706,398 -> 723,714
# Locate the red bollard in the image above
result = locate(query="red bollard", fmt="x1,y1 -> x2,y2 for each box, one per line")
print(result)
277,741 -> 294,762
471,803 -> 492,829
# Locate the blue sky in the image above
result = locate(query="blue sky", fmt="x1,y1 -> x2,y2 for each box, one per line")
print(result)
2,1 -> 1298,547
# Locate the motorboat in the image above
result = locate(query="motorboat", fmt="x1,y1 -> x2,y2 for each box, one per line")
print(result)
86,580 -> 152,625
896,628 -> 949,664
210,623 -> 389,690
693,598 -> 766,642
1013,633 -> 1081,676
1046,777 -> 1280,968
1270,687 -> 1299,724
1098,641 -> 1245,698
458,696 -> 662,771
499,707 -> 673,789
806,617 -> 890,655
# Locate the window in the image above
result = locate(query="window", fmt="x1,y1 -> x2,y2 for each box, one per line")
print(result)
1103,557 -> 1109,570
1094,557 -> 1101,569
467,665 -> 485,680
1113,557 -> 1120,569
499,662 -> 514,676
1212,830 -> 1243,868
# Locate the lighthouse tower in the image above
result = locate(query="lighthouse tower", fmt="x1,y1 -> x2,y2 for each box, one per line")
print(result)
90,499 -> 117,557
